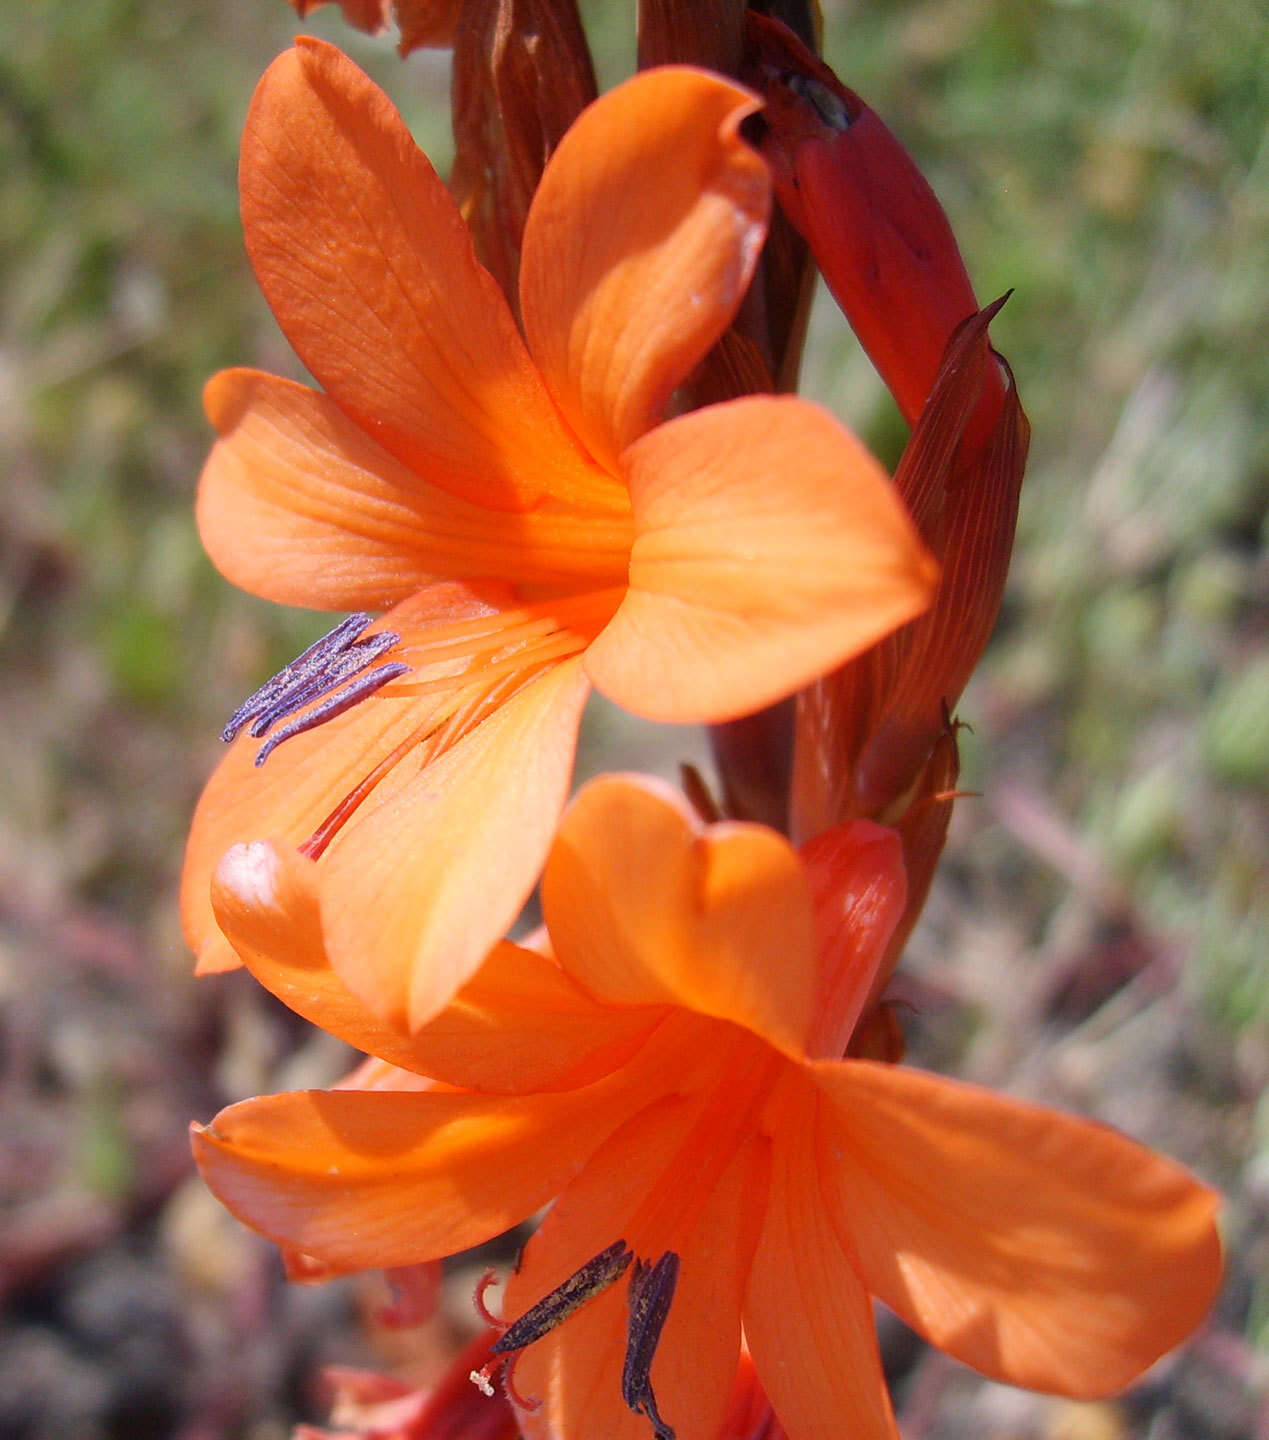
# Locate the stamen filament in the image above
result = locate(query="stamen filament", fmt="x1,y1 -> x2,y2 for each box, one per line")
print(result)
298,668 -> 526,860
396,614 -> 561,667
298,723 -> 426,861
387,633 -> 586,702
396,588 -> 623,674
473,1270 -> 503,1328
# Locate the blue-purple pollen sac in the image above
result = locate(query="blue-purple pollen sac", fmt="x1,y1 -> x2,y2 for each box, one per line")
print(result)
623,1252 -> 680,1440
490,1240 -> 634,1356
480,1239 -> 681,1440
220,613 -> 408,767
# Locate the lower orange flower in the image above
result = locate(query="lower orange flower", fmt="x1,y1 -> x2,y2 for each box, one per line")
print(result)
193,776 -> 1221,1440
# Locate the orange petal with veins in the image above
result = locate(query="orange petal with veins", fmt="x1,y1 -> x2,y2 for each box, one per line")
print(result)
239,40 -> 614,513
191,1081 -> 633,1273
520,67 -> 769,473
743,1072 -> 900,1440
198,370 -> 632,611
588,396 -> 936,724
815,1060 -> 1223,1397
319,657 -> 590,1031
210,839 -> 656,1092
543,775 -> 816,1054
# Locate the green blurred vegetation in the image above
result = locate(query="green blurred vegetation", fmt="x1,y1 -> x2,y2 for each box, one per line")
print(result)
0,0 -> 1265,1431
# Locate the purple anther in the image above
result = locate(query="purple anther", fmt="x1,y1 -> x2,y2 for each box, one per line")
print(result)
245,626 -> 410,740
252,662 -> 410,767
341,628 -> 403,667
490,1240 -> 634,1357
622,1251 -> 680,1440
221,613 -> 374,743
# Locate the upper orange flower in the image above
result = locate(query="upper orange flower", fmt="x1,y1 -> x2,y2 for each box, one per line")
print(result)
183,40 -> 936,1031
193,775 -> 1222,1440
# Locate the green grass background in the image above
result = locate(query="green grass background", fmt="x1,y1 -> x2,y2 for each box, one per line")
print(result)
0,1 -> 1265,1436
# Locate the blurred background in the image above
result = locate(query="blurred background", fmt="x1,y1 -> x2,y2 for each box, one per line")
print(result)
0,0 -> 1265,1436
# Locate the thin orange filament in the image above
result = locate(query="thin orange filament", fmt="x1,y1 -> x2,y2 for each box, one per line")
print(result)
297,591 -> 620,859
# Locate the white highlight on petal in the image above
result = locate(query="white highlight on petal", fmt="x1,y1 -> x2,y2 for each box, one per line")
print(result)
214,840 -> 283,910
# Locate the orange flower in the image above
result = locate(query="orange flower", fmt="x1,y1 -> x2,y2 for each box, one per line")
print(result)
193,775 -> 1221,1440
183,41 -> 936,1031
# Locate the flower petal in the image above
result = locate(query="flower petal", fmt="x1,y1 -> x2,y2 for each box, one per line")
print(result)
814,1060 -> 1224,1396
211,839 -> 655,1093
506,1092 -> 764,1440
743,1073 -> 899,1440
181,584 -> 510,976
405,937 -> 658,1095
198,370 -> 633,611
586,396 -> 937,723
320,657 -> 591,1032
240,40 -> 615,512
191,1082 -> 630,1272
542,775 -> 817,1053
211,839 -> 425,1069
519,67 -> 770,472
